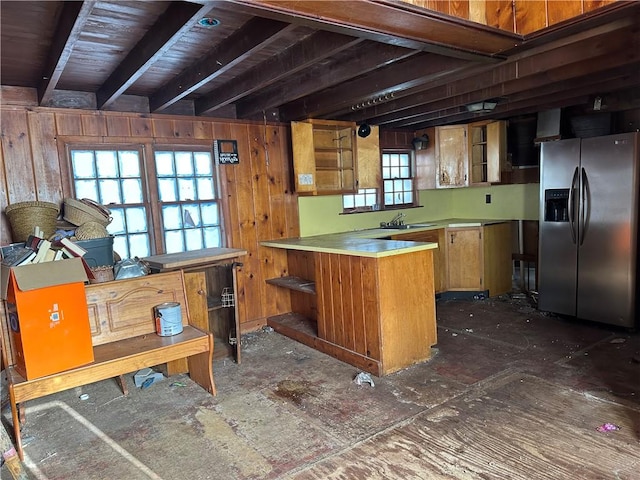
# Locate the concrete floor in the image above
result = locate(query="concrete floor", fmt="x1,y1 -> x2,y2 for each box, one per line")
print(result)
2,293 -> 639,479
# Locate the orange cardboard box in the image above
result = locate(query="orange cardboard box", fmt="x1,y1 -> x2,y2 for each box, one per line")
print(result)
1,258 -> 94,380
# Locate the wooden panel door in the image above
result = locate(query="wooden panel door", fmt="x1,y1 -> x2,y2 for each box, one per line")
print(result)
291,121 -> 317,194
435,125 -> 468,188
356,125 -> 381,189
446,227 -> 483,290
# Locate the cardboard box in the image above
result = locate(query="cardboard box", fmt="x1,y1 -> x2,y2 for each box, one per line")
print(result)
1,258 -> 94,380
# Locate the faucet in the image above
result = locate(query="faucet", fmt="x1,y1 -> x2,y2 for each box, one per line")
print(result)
380,212 -> 406,228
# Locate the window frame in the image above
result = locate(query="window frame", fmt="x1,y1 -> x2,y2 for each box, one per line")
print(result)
63,139 -> 226,257
381,148 -> 417,209
152,146 -> 225,254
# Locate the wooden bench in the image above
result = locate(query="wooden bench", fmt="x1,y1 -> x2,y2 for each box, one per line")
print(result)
3,270 -> 215,460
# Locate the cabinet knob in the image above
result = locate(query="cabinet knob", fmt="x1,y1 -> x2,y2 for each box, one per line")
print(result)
198,289 -> 206,296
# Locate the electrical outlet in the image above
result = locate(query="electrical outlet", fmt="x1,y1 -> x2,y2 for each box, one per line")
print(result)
485,194 -> 491,204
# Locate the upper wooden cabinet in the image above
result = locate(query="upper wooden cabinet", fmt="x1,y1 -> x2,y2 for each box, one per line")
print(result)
435,125 -> 469,188
292,119 -> 356,195
433,120 -> 507,189
468,120 -> 507,185
292,120 -> 381,195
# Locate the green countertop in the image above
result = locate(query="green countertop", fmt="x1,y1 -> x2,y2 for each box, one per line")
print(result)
261,218 -> 510,258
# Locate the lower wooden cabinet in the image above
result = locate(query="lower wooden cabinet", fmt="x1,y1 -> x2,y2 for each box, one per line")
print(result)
393,222 -> 512,297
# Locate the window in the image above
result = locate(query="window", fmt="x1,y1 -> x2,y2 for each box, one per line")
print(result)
69,147 -> 150,259
342,188 -> 378,212
154,150 -> 222,254
69,145 -> 223,259
382,150 -> 414,207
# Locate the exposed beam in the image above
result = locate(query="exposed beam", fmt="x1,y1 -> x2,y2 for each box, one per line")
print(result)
225,0 -> 520,60
340,21 -> 639,125
235,42 -> 420,118
149,17 -> 293,112
96,2 -> 212,109
195,31 -> 364,116
279,53 -> 472,121
38,1 -> 96,105
390,67 -> 640,129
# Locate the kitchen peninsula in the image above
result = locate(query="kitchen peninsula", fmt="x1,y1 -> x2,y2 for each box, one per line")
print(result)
262,219 -> 512,376
262,231 -> 439,376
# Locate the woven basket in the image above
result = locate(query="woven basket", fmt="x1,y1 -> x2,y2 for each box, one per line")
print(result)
5,201 -> 60,242
89,265 -> 114,284
64,198 -> 112,226
75,221 -> 109,240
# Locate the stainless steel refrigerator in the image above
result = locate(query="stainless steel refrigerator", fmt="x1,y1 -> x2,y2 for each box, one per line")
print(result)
538,132 -> 639,328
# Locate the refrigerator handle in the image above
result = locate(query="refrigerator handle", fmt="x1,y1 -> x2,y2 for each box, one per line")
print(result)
580,167 -> 590,246
569,166 -> 579,244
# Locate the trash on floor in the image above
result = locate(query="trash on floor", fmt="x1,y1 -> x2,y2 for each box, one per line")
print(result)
354,372 -> 375,387
134,368 -> 164,388
596,423 -> 620,432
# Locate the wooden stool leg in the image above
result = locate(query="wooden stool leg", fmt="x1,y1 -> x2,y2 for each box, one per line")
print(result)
9,386 -> 24,461
115,375 -> 128,396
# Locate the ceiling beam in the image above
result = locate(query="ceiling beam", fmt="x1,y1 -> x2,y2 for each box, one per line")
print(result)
235,42 -> 421,118
225,0 -> 520,60
340,21 -> 639,125
38,1 -> 96,106
149,17 -> 294,112
278,53 -> 472,121
389,66 -> 640,129
96,2 -> 212,110
195,31 -> 364,116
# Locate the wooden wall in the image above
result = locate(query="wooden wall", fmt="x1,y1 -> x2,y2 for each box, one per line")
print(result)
0,102 -> 299,334
404,0 -> 616,34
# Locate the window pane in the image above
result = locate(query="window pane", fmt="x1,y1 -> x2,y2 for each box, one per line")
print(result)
71,151 -> 95,178
129,233 -> 150,258
399,154 -> 410,167
384,192 -> 394,205
196,178 -> 215,200
126,207 -> 148,233
165,230 -> 184,254
158,178 -> 177,202
183,205 -> 200,228
405,191 -> 413,203
162,205 -> 181,230
119,151 -> 141,177
96,151 -> 118,177
108,209 -> 126,235
75,180 -> 98,200
155,152 -> 174,176
400,166 -> 410,178
185,229 -> 203,250
178,178 -> 195,201
175,152 -> 193,176
194,152 -> 212,175
113,235 -> 129,260
122,178 -> 143,203
354,195 -> 365,207
99,179 -> 121,204
343,196 -> 354,209
200,203 -> 219,226
204,227 -> 221,248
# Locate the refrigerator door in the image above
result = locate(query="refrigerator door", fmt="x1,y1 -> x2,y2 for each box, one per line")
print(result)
539,138 -> 581,316
577,132 -> 639,327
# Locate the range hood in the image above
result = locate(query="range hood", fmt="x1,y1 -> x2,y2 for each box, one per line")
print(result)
534,108 -> 562,144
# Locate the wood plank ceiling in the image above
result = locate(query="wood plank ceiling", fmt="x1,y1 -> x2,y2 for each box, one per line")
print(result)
1,0 -> 638,131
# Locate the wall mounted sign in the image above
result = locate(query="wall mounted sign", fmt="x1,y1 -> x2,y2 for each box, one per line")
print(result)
214,140 -> 239,164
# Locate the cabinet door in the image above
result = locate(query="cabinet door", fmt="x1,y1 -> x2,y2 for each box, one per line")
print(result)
355,125 -> 381,189
435,125 -> 468,188
446,227 -> 483,290
291,121 -> 317,194
486,120 -> 507,183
